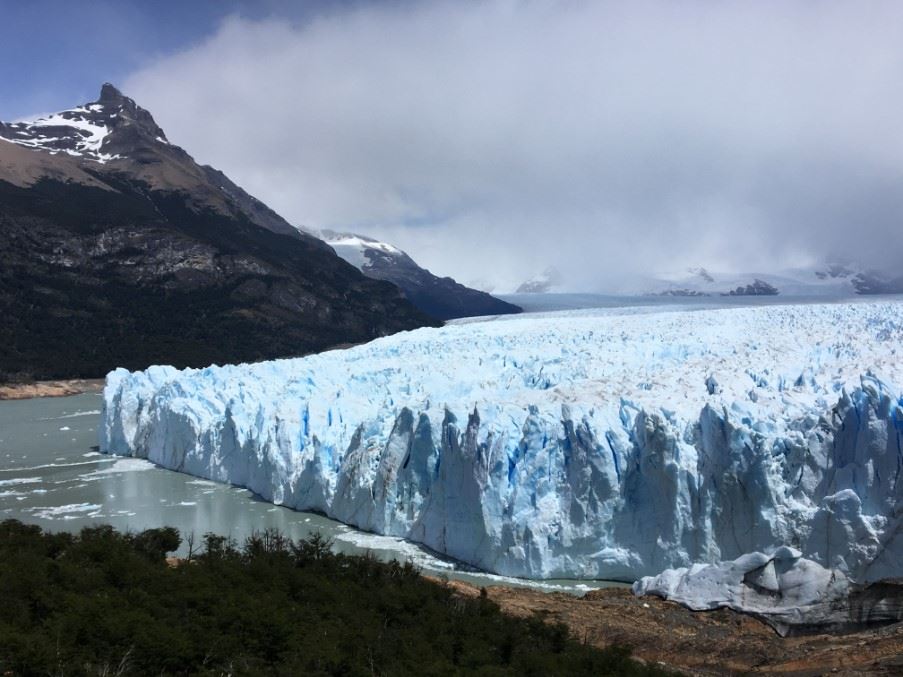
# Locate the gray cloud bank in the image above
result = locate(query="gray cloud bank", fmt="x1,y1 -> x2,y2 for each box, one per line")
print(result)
125,1 -> 903,291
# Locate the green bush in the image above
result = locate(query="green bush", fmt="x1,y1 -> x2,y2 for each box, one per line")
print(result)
0,520 -> 672,676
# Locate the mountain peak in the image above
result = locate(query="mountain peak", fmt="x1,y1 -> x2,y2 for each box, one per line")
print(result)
95,83 -> 160,134
0,83 -> 172,163
99,82 -> 127,104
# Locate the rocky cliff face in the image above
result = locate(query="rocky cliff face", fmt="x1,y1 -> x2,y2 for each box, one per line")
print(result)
0,85 -> 437,379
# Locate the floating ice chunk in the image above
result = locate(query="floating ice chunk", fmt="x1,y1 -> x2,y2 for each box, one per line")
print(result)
0,477 -> 42,487
79,458 -> 155,480
28,503 -> 103,520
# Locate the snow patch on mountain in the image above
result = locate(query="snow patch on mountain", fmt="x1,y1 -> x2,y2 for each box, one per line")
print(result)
1,106 -> 125,163
101,302 -> 903,605
323,233 -> 402,270
0,85 -> 177,165
316,229 -> 521,320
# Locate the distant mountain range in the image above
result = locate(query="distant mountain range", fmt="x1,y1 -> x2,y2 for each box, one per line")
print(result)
641,264 -> 903,297
510,263 -> 902,297
814,263 -> 903,295
319,231 -> 520,320
0,84 -> 438,380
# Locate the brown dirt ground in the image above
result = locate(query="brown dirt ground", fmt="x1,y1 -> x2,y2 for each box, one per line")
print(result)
435,579 -> 903,676
0,379 -> 105,400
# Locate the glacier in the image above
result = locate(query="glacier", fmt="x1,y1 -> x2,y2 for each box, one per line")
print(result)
101,302 -> 903,595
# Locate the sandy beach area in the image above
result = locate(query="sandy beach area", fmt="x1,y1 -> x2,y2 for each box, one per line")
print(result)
0,379 -> 105,400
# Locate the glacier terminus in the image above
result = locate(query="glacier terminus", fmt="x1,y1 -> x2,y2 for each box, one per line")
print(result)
101,301 -> 903,625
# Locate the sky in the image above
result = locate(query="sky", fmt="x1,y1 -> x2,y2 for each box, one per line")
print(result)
4,0 -> 903,291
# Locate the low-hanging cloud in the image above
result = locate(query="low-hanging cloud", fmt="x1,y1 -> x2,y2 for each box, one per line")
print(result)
124,0 -> 903,291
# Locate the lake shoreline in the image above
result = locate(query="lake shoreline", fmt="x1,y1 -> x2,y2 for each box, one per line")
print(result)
0,379 -> 105,400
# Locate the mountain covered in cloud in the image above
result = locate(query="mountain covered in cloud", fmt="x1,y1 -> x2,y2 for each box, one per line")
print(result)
118,3 -> 903,292
814,262 -> 903,295
319,230 -> 520,320
515,267 -> 563,294
505,263 -> 901,298
0,84 -> 437,379
618,264 -> 903,298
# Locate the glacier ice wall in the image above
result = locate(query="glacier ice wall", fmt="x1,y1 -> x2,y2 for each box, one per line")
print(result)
101,302 -> 903,581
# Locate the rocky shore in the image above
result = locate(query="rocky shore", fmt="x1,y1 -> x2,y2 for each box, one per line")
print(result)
0,379 -> 104,400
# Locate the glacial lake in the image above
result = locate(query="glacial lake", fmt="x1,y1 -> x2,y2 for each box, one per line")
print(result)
0,391 -> 623,594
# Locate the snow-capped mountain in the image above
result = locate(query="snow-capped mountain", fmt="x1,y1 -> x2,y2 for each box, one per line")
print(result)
1,84 -> 303,238
507,263 -> 901,298
636,267 -> 842,297
102,300 -> 903,630
515,267 -> 563,294
0,84 -> 436,379
1,83 -> 182,167
631,263 -> 902,297
324,233 -> 404,270
319,230 -> 521,320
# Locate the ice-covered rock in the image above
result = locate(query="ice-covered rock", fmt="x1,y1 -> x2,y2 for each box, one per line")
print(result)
101,302 -> 903,587
633,547 -> 903,635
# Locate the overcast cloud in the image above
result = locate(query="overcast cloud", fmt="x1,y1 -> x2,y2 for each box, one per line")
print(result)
124,0 -> 903,291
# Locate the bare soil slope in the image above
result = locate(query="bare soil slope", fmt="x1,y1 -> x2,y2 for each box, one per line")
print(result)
442,581 -> 903,676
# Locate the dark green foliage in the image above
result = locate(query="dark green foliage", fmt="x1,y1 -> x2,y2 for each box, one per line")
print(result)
130,526 -> 181,562
0,520 -> 671,676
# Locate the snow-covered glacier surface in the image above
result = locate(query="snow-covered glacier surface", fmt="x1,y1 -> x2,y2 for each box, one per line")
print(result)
101,302 -> 903,590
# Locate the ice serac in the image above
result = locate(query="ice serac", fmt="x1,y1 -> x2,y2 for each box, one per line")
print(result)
101,303 -> 903,594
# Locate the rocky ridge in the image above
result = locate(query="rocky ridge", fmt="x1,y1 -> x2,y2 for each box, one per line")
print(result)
0,85 -> 437,379
322,230 -> 521,320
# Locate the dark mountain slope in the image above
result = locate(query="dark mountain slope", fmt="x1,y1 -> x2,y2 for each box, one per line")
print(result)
0,85 -> 437,379
322,231 -> 521,320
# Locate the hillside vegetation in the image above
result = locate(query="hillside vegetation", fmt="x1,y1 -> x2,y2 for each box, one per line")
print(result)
0,520 -> 671,676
